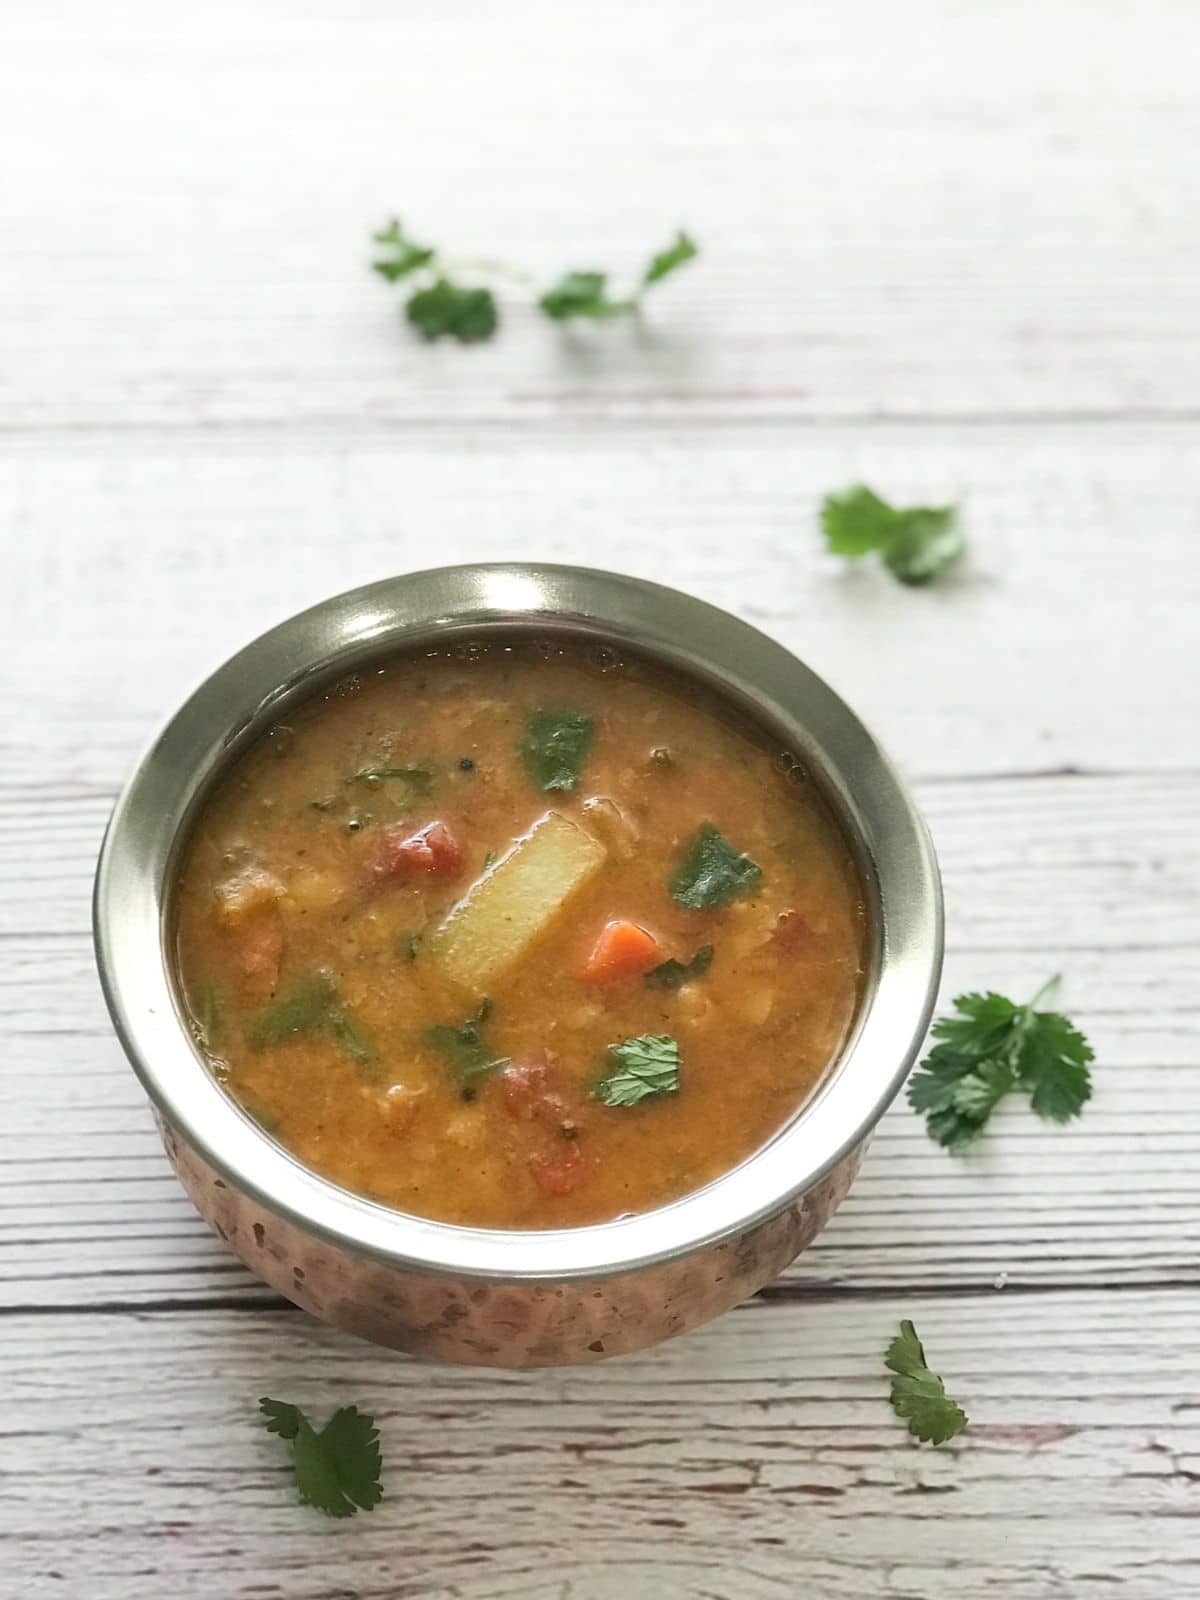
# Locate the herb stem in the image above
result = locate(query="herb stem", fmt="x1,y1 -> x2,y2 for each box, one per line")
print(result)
1026,973 -> 1062,1013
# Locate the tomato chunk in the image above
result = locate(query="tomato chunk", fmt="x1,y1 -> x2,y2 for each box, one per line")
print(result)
238,916 -> 283,993
366,820 -> 463,886
500,1061 -> 572,1130
528,1141 -> 585,1197
582,919 -> 660,983
773,909 -> 813,952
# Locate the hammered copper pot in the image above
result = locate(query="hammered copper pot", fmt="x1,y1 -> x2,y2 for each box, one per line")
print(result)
94,565 -> 942,1368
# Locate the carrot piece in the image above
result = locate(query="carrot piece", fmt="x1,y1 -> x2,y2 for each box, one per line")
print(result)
583,919 -> 660,983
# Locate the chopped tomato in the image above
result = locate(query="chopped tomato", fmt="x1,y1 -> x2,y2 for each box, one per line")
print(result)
366,820 -> 463,886
380,1084 -> 424,1137
216,867 -> 284,925
528,1141 -> 585,1197
773,909 -> 813,951
238,916 -> 283,993
500,1061 -> 572,1130
582,919 -> 660,983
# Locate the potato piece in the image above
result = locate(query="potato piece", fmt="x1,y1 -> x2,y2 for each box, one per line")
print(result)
430,811 -> 605,996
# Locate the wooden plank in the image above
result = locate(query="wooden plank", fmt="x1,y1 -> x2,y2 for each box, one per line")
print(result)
2,0 -> 1199,431
5,422 -> 1198,784
4,767 -> 1196,1307
3,1293 -> 1198,1598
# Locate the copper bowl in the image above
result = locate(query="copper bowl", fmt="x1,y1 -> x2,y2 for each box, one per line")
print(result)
94,565 -> 942,1366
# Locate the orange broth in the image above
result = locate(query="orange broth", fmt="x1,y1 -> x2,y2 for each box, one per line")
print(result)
174,638 -> 867,1228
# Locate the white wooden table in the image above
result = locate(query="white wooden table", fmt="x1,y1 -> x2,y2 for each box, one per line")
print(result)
3,3 -> 1198,1594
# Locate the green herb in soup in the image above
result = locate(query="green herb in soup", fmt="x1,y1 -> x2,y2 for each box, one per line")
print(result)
521,708 -> 594,792
644,944 -> 714,991
590,1034 -> 681,1108
670,823 -> 762,909
175,638 -> 865,1228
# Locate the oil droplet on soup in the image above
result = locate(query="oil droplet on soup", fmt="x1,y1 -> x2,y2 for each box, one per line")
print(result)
174,639 -> 867,1228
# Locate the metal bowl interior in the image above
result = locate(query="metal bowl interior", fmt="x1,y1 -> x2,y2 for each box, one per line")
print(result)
94,564 -> 943,1283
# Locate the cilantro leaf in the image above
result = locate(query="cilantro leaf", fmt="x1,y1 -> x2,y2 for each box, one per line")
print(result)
645,944 -> 714,991
539,271 -> 633,321
259,1398 -> 383,1518
247,971 -> 339,1048
670,823 -> 762,909
405,279 -> 498,343
643,230 -> 698,286
371,218 -> 436,282
248,971 -> 375,1068
909,976 -> 1093,1150
425,1003 -> 508,1086
885,1321 -> 968,1446
1019,1009 -> 1095,1122
820,485 -> 964,585
521,708 -> 595,792
590,1034 -> 680,1107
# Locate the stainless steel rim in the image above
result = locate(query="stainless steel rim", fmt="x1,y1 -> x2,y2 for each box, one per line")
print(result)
93,563 -> 943,1282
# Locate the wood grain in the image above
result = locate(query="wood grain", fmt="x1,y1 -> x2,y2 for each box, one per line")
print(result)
2,0 -> 1199,432
5,423 -> 1198,784
5,1294 -> 1199,1599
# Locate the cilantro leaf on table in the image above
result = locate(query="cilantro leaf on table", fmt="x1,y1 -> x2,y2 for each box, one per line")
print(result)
259,1397 -> 383,1518
642,229 -> 698,286
521,708 -> 595,792
908,976 -> 1093,1151
820,485 -> 964,585
885,1321 -> 968,1446
371,218 -> 697,339
644,944 -> 714,991
406,279 -> 499,343
590,1034 -> 681,1107
539,271 -> 633,321
670,823 -> 762,909
370,218 -> 436,282
540,232 -> 698,322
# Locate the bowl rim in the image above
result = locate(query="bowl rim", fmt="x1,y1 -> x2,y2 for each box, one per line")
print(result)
93,562 -> 943,1282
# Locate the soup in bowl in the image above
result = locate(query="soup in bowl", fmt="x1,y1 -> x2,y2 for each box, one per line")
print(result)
95,566 -> 941,1365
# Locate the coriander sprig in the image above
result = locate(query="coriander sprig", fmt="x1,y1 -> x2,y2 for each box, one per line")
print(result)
371,219 -> 697,343
885,1320 -> 968,1446
821,484 -> 964,585
909,975 -> 1094,1152
259,1398 -> 383,1518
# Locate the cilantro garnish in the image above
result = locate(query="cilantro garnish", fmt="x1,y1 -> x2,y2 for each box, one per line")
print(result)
406,279 -> 498,344
425,1002 -> 508,1087
670,824 -> 762,909
539,231 -> 697,321
371,219 -> 696,342
645,944 -> 714,991
590,1034 -> 680,1108
520,708 -> 595,792
908,975 -> 1094,1151
820,485 -> 964,585
259,1398 -> 383,1518
248,971 -> 376,1069
885,1321 -> 968,1446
